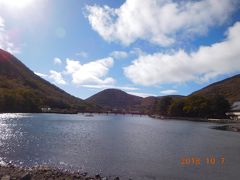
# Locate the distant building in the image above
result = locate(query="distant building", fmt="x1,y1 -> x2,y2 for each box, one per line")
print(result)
226,101 -> 240,120
129,110 -> 140,114
41,107 -> 51,112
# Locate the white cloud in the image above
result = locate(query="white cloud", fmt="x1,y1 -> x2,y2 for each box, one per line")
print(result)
160,89 -> 177,95
82,84 -> 138,91
0,16 -> 20,54
49,70 -> 66,85
0,17 -> 4,29
127,92 -> 156,98
34,72 -> 48,78
124,22 -> 240,86
54,57 -> 62,65
110,51 -> 128,59
0,0 -> 38,10
65,57 -> 115,85
76,51 -> 88,58
86,0 -> 238,46
35,71 -> 66,85
130,48 -> 146,56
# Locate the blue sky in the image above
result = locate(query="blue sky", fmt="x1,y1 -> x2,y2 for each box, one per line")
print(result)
0,0 -> 240,99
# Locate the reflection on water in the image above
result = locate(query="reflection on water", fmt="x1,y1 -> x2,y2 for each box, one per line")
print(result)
0,113 -> 31,166
0,113 -> 240,180
0,114 -> 27,140
0,113 -> 29,120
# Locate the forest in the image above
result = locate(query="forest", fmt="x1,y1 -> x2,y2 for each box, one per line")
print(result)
152,95 -> 230,118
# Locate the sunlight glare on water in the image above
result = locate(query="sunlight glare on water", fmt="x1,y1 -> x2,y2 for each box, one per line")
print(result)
0,113 -> 29,139
0,113 -> 29,121
0,113 -> 30,165
0,113 -> 240,180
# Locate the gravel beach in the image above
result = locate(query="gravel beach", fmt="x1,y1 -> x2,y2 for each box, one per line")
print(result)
0,165 -> 120,180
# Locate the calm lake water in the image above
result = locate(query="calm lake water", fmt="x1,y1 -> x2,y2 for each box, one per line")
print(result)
0,113 -> 239,179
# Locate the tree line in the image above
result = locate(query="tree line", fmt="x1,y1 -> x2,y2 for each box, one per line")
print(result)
152,95 -> 230,118
0,88 -> 87,113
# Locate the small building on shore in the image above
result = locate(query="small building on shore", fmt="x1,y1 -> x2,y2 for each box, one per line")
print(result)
226,101 -> 240,120
41,107 -> 51,113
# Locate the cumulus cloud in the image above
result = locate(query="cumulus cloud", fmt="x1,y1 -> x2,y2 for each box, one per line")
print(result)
110,51 -> 128,59
130,48 -> 146,56
160,89 -> 178,95
82,84 -> 138,91
49,70 -> 66,85
34,72 -> 48,78
54,57 -> 62,65
86,0 -> 238,46
0,17 -> 4,29
0,16 -> 20,54
124,22 -> 240,86
127,92 -> 156,98
65,57 -> 115,85
35,71 -> 66,85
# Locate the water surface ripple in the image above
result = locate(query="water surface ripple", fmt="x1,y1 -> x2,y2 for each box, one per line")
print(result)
0,113 -> 239,179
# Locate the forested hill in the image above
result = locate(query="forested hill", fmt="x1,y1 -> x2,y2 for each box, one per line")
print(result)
86,89 -> 143,110
86,74 -> 240,118
191,74 -> 240,103
0,49 -> 95,113
151,75 -> 240,118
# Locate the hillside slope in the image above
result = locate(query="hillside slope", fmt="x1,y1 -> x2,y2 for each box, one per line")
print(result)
191,75 -> 240,103
0,49 -> 94,113
85,74 -> 240,115
86,88 -> 185,113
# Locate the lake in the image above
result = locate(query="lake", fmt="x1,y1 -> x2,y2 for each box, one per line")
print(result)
0,113 -> 239,179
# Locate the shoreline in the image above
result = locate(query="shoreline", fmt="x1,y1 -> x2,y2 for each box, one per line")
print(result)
149,115 -> 240,133
211,124 -> 240,133
149,114 -> 238,123
0,164 -> 120,180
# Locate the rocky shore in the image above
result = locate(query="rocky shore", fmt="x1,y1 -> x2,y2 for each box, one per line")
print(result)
0,165 -> 121,180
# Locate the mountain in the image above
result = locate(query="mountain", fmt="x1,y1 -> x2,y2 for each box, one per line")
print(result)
191,74 -> 240,103
85,73 -> 240,114
0,49 -> 95,113
86,89 -> 143,111
86,88 -> 185,113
